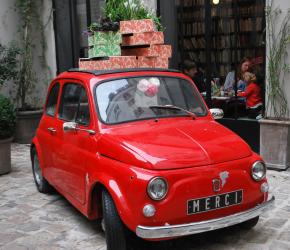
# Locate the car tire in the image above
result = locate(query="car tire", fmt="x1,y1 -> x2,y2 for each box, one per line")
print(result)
102,190 -> 127,250
31,148 -> 51,193
239,216 -> 259,230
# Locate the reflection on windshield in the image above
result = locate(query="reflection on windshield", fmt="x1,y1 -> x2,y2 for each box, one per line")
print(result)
96,76 -> 207,124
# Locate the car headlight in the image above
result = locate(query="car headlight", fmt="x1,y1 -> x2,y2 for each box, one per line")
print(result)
147,177 -> 168,201
251,161 -> 266,181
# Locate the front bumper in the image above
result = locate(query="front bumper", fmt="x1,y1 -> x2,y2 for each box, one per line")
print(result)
136,195 -> 275,239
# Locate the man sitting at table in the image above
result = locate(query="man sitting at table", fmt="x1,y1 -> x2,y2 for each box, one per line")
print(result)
181,60 -> 206,93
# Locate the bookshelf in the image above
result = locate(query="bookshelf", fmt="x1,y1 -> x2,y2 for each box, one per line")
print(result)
176,0 -> 266,80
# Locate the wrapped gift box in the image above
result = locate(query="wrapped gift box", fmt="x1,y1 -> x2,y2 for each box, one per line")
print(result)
122,44 -> 172,58
120,19 -> 155,34
88,31 -> 122,46
137,56 -> 169,69
79,56 -> 137,70
88,44 -> 121,58
122,32 -> 164,46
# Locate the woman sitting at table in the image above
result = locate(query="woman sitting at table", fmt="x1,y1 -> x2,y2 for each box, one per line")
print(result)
224,57 -> 251,92
237,72 -> 262,119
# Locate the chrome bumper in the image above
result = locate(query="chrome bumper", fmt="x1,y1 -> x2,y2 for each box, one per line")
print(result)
136,195 -> 275,239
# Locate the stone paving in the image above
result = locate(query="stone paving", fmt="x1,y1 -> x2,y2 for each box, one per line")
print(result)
1,144 -> 290,250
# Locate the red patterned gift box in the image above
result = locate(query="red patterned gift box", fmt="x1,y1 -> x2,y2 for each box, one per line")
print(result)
155,57 -> 169,68
137,57 -> 169,69
109,56 -> 137,69
122,32 -> 164,46
79,56 -> 137,70
120,19 -> 155,34
122,44 -> 172,58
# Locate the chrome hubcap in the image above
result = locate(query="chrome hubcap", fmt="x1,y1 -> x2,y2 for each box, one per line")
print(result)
34,155 -> 42,185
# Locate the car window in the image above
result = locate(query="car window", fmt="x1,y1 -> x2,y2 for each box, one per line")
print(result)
46,83 -> 60,116
76,88 -> 91,126
58,83 -> 90,125
95,76 -> 207,124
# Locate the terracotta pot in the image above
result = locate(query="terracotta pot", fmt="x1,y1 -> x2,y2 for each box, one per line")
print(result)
0,137 -> 13,175
14,109 -> 43,144
259,119 -> 290,170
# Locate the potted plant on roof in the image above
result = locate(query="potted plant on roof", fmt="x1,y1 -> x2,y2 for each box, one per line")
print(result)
105,0 -> 163,34
13,0 -> 47,144
0,43 -> 17,174
259,0 -> 290,170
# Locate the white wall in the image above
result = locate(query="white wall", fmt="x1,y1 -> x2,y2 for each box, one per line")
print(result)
0,0 -> 57,108
266,0 -> 290,119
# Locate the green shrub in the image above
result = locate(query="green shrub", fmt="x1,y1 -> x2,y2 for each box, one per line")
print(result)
0,94 -> 16,139
0,43 -> 20,87
103,0 -> 163,31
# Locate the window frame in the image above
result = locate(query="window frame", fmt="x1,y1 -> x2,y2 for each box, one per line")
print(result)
57,81 -> 91,127
45,82 -> 61,117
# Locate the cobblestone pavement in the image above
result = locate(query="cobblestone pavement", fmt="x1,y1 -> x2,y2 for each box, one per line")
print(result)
1,144 -> 290,250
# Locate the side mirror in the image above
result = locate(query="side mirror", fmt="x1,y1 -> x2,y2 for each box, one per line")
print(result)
210,108 -> 224,119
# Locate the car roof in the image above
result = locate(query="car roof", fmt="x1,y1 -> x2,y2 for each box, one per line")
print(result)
54,68 -> 189,89
66,68 -> 181,76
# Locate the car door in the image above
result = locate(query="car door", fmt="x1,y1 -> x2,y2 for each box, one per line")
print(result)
53,81 -> 94,205
37,82 -> 61,180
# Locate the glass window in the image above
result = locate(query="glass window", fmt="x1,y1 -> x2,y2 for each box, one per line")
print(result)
59,83 -> 82,121
46,83 -> 60,117
176,0 -> 265,120
95,76 -> 207,124
76,88 -> 91,126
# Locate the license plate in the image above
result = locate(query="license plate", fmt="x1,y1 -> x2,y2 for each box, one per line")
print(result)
187,190 -> 243,215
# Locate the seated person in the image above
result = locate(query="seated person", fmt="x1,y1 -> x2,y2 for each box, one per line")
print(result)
237,72 -> 262,119
224,57 -> 251,92
181,60 -> 206,93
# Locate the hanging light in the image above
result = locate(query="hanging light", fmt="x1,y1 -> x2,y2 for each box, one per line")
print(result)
213,0 -> 220,4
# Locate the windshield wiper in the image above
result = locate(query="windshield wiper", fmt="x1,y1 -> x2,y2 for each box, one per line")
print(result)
149,105 -> 196,119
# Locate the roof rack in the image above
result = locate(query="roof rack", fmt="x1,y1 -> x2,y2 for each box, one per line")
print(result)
67,68 -> 181,76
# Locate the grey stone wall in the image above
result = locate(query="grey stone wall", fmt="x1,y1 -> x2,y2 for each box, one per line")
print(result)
0,0 -> 57,108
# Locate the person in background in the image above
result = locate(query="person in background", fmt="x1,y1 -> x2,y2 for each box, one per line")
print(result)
181,60 -> 206,92
224,57 -> 251,92
237,72 -> 262,119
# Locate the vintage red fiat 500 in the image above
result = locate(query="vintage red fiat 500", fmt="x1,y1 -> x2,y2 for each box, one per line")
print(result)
31,68 -> 274,250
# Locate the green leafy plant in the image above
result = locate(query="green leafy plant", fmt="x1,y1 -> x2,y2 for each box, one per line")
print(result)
0,94 -> 16,139
15,0 -> 51,111
103,0 -> 163,31
265,0 -> 290,119
0,43 -> 20,87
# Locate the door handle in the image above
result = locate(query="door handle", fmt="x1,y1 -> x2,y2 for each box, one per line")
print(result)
47,127 -> 56,134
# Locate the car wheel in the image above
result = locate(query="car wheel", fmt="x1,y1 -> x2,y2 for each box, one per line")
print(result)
239,216 -> 259,230
102,190 -> 127,250
32,148 -> 51,193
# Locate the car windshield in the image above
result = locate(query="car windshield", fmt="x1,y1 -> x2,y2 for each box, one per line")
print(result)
95,76 -> 207,124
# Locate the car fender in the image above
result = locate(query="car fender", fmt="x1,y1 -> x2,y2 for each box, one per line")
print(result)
87,170 -> 138,231
31,138 -> 46,172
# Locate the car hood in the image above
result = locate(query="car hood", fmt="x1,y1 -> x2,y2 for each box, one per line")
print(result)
98,119 -> 252,170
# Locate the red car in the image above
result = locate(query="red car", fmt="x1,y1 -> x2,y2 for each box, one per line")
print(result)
31,69 -> 274,250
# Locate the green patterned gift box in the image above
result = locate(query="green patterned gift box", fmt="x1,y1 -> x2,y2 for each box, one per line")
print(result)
88,31 -> 122,46
88,44 -> 121,58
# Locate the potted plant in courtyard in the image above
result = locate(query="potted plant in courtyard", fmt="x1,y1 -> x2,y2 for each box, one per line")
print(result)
0,95 -> 16,174
13,0 -> 48,144
260,0 -> 290,170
